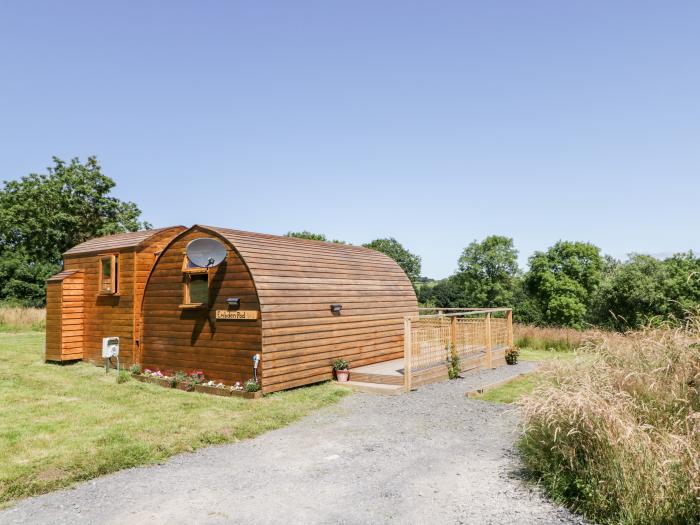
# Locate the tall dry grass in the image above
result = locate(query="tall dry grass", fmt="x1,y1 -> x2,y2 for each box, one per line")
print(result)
514,323 -> 597,351
518,321 -> 700,524
0,307 -> 45,332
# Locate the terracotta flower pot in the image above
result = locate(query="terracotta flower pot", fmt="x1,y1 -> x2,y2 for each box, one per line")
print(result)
335,369 -> 349,382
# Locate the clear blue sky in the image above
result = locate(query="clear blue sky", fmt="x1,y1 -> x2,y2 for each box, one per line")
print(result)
1,1 -> 698,278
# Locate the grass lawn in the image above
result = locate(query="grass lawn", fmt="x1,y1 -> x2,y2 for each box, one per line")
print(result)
477,347 -> 575,404
0,332 -> 350,506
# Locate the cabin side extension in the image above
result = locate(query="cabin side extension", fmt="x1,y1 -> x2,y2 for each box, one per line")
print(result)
45,227 -> 185,364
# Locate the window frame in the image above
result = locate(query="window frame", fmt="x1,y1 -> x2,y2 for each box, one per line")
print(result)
98,254 -> 119,295
180,256 -> 211,309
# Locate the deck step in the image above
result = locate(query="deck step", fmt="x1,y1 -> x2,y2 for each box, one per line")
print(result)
349,371 -> 404,386
343,381 -> 405,395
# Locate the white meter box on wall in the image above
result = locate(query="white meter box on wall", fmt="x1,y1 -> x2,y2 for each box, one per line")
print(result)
102,337 -> 120,358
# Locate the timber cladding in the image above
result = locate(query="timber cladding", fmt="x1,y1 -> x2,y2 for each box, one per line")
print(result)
46,224 -> 419,394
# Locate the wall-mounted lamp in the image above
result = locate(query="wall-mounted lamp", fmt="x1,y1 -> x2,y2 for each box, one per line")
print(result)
226,297 -> 241,309
330,304 -> 342,315
252,353 -> 260,381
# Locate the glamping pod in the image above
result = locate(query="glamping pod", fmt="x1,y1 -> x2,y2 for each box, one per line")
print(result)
140,225 -> 419,393
46,225 -> 419,393
45,226 -> 186,363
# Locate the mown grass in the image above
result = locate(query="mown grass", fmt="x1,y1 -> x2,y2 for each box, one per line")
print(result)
478,374 -> 542,404
518,322 -> 700,525
0,307 -> 45,332
476,348 -> 576,403
0,332 -> 349,506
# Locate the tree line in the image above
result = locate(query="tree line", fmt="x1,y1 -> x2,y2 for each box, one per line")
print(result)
1,157 -> 698,331
418,236 -> 700,331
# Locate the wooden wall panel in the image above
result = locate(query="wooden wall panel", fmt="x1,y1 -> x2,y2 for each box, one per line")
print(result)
60,273 -> 84,360
45,283 -> 62,361
141,227 -> 262,385
45,270 -> 84,362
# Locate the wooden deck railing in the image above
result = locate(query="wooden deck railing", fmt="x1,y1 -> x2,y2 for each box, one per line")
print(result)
403,308 -> 513,390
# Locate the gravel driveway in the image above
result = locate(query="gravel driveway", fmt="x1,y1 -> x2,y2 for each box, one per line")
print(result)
0,362 -> 584,525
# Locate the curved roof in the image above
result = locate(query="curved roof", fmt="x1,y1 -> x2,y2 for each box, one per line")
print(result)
63,227 -> 183,256
202,225 -> 417,306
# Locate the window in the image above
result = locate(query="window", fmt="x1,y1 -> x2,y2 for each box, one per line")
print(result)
184,273 -> 209,305
99,255 -> 118,294
182,257 -> 210,307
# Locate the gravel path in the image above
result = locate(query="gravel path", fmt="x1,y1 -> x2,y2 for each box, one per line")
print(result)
0,362 -> 585,525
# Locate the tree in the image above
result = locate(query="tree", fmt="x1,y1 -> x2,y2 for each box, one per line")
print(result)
455,235 -> 519,307
418,276 -> 465,308
285,231 -> 346,244
0,156 -> 150,305
592,252 -> 700,330
591,254 -> 666,329
525,241 -> 603,328
661,251 -> 700,322
363,238 -> 421,282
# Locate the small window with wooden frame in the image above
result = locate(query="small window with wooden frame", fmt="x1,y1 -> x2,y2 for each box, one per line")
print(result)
98,254 -> 119,295
181,257 -> 210,309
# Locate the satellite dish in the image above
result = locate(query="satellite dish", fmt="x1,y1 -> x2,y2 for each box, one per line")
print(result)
186,238 -> 227,268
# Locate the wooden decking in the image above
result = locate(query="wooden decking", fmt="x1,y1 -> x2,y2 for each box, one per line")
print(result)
345,343 -> 509,394
350,359 -> 405,385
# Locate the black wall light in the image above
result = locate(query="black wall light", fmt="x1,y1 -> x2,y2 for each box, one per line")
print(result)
226,297 -> 241,309
330,304 -> 342,315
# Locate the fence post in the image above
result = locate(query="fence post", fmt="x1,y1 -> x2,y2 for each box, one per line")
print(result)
450,315 -> 457,349
506,309 -> 514,348
486,312 -> 493,368
404,317 -> 412,391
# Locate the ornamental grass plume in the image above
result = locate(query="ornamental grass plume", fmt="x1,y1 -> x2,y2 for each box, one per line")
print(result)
518,318 -> 700,525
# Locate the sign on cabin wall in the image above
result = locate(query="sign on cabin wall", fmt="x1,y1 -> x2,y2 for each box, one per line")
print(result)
215,310 -> 259,321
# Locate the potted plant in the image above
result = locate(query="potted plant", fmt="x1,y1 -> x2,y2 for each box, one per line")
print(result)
332,358 -> 350,382
505,347 -> 519,365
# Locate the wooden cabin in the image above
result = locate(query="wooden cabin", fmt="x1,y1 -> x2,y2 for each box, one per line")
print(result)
47,225 -> 419,393
45,227 -> 186,363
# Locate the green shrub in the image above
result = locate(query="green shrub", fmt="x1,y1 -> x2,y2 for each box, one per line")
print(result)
244,379 -> 260,392
129,364 -> 141,375
505,347 -> 519,365
447,344 -> 460,379
116,369 -> 131,384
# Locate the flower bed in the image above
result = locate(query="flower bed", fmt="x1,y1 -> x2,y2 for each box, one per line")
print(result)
132,370 -> 262,398
194,384 -> 231,397
231,390 -> 263,399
